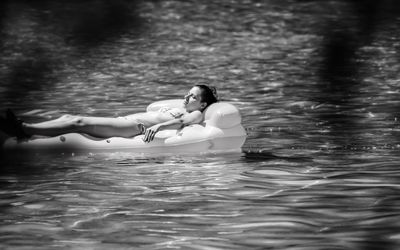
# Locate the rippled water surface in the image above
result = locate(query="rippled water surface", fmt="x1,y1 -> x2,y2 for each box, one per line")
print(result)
1,0 -> 400,249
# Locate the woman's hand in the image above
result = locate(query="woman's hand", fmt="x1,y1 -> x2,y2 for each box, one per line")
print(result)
143,124 -> 161,143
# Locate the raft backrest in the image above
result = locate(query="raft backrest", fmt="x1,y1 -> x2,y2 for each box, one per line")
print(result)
203,102 -> 241,128
146,99 -> 242,129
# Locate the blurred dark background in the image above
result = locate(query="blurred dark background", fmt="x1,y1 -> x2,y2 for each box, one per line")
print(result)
0,0 -> 144,107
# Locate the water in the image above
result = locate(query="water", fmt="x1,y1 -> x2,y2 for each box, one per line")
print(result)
1,0 -> 400,249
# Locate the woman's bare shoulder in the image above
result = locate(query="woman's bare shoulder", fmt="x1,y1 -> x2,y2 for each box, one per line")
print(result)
183,110 -> 203,124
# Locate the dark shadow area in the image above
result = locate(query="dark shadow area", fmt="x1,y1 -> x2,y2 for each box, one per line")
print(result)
314,0 -> 400,148
316,27 -> 362,147
0,1 -> 6,38
4,46 -> 56,101
241,150 -> 312,163
0,0 -> 145,108
1,0 -> 144,47
52,0 -> 144,48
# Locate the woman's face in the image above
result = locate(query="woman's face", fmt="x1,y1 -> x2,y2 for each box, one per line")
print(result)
183,86 -> 206,112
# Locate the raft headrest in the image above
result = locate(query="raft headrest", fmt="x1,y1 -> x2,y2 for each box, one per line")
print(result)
203,102 -> 241,128
146,99 -> 242,129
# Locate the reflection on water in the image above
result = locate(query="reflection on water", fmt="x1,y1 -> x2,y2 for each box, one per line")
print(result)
1,0 -> 400,249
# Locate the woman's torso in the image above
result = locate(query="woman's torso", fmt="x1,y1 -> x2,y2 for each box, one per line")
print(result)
123,107 -> 186,127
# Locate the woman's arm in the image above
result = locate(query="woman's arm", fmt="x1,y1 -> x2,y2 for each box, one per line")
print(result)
143,111 -> 203,143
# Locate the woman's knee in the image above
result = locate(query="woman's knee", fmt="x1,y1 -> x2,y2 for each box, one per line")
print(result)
61,114 -> 71,119
59,114 -> 77,121
70,116 -> 85,128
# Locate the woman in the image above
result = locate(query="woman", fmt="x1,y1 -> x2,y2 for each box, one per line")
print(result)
1,85 -> 218,143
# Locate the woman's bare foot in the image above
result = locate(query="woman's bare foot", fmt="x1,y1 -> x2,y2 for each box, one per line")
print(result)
6,109 -> 30,139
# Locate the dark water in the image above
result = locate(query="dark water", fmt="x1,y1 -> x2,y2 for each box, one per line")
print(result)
1,0 -> 400,249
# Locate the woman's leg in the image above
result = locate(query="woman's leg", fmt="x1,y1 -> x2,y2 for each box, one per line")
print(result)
22,115 -> 144,138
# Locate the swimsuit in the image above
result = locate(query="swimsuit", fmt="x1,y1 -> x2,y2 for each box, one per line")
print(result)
158,107 -> 184,118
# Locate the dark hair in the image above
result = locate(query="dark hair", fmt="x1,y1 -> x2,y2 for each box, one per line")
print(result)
195,84 -> 218,108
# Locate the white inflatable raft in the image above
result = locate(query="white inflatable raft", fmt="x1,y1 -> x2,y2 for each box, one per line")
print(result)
1,100 -> 246,155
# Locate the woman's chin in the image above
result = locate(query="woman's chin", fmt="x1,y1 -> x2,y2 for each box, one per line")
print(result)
185,107 -> 194,112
